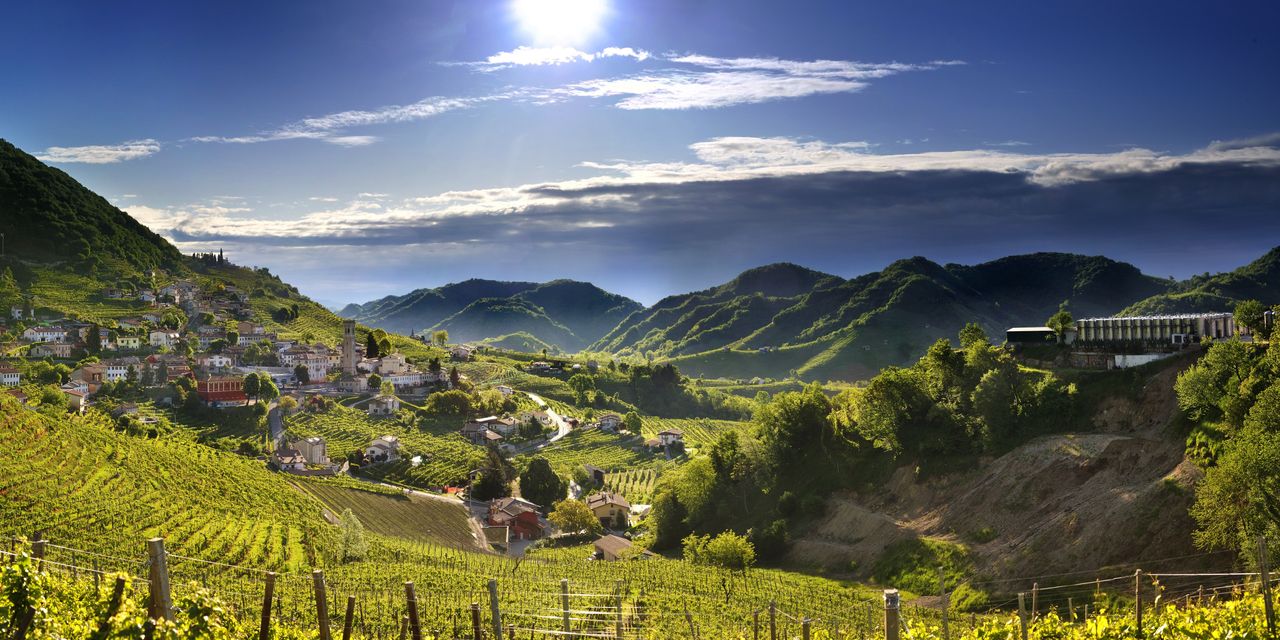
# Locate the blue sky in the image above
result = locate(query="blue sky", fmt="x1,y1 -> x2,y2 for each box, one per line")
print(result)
3,0 -> 1279,306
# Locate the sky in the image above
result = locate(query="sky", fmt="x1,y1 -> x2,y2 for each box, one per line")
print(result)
3,0 -> 1279,306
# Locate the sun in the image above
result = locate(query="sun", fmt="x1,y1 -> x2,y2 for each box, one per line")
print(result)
512,0 -> 609,46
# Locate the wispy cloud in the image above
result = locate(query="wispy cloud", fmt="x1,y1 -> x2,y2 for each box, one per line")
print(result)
35,139 -> 161,164
984,140 -> 1031,147
460,45 -> 652,70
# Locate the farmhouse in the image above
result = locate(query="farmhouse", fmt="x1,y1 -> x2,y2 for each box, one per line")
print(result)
450,345 -> 475,361
367,394 -> 400,416
657,428 -> 684,447
472,416 -> 518,437
487,497 -> 545,540
0,365 -> 20,387
585,492 -> 630,529
596,413 -> 623,432
272,448 -> 306,472
116,335 -> 143,350
365,435 -> 401,462
63,388 -> 88,414
149,330 -> 179,348
292,436 -> 329,465
592,534 -> 651,561
495,385 -> 514,397
29,343 -> 73,358
195,353 -> 234,370
582,464 -> 606,486
460,422 -> 503,445
23,326 -> 69,342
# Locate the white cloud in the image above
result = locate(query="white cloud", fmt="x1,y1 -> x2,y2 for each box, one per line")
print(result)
985,140 -> 1031,147
457,45 -> 652,70
35,139 -> 161,164
324,135 -> 381,147
309,196 -> 339,202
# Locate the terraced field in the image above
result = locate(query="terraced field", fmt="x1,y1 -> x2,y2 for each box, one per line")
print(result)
642,417 -> 755,450
526,427 -> 659,475
602,467 -> 660,504
28,268 -> 154,323
293,480 -> 483,550
284,405 -> 486,489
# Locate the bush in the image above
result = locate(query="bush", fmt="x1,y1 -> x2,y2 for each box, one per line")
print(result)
871,537 -> 971,595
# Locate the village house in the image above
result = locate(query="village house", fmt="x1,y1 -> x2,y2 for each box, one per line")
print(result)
471,416 -> 519,437
592,534 -> 646,561
197,376 -> 247,407
365,435 -> 400,462
582,464 -> 607,486
272,448 -> 306,472
237,321 -> 265,337
586,492 -> 631,530
657,428 -> 684,447
103,357 -> 142,382
195,353 -> 234,370
116,335 -> 143,350
0,365 -> 20,387
292,436 -> 329,465
138,290 -> 157,304
29,343 -> 74,358
460,422 -> 503,445
141,312 -> 163,323
495,385 -> 514,397
149,330 -> 179,348
70,364 -> 107,394
117,318 -> 145,331
596,413 -> 623,432
487,497 -> 546,540
23,326 -> 69,343
63,388 -> 88,414
367,394 -> 400,416
450,345 -> 475,361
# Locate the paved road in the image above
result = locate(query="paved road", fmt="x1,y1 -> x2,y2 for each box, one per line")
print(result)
267,405 -> 284,449
526,392 -> 571,443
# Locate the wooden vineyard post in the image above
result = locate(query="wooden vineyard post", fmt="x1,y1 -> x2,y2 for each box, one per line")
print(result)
614,580 -> 624,640
259,572 -> 276,640
769,601 -> 777,640
313,570 -> 332,640
1067,597 -> 1074,624
683,603 -> 697,639
94,576 -> 128,637
404,582 -> 423,640
938,567 -> 949,640
561,579 -> 571,637
1031,583 -> 1038,622
398,615 -> 407,640
1260,537 -> 1275,638
883,590 -> 900,640
753,609 -> 760,640
488,579 -> 503,640
506,623 -> 515,640
30,533 -> 45,562
1134,570 -> 1143,640
147,538 -> 173,622
1016,593 -> 1027,640
342,595 -> 356,640
802,617 -> 811,640
470,603 -> 482,640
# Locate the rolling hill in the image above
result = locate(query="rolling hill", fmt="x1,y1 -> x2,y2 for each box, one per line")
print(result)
1121,246 -> 1280,315
594,254 -> 1175,380
344,278 -> 642,351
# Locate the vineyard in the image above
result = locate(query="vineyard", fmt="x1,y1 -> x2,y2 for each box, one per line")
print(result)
641,417 -> 755,450
525,428 -> 659,476
27,268 -> 154,324
602,468 -> 660,504
293,480 -> 483,551
285,405 -> 486,489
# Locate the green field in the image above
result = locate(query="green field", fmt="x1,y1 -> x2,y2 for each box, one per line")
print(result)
293,480 -> 482,550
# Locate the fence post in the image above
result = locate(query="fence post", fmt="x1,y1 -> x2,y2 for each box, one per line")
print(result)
1016,593 -> 1027,640
683,602 -> 697,639
146,538 -> 173,622
507,624 -> 515,640
313,570 -> 332,640
1260,537 -> 1276,638
769,601 -> 777,640
470,603 -> 482,640
94,576 -> 128,637
753,609 -> 760,640
1067,597 -> 1074,624
342,594 -> 356,640
488,579 -> 503,640
259,572 -> 276,640
938,567 -> 949,640
1031,583 -> 1038,622
1134,570 -> 1143,640
398,615 -> 407,640
802,617 -> 811,640
614,580 -> 624,640
405,582 -> 422,640
561,579 -> 571,637
30,533 -> 45,562
883,590 -> 900,640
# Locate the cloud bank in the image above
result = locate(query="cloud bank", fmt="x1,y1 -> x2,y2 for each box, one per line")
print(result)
35,139 -> 161,164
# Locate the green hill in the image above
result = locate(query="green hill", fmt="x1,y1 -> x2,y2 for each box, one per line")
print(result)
595,254 -> 1177,380
0,139 -> 182,275
1121,246 -> 1280,315
345,278 -> 641,351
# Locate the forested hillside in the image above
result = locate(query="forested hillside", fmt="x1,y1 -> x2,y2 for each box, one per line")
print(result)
1123,246 -> 1280,315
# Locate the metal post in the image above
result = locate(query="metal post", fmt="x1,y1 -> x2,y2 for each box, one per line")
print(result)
147,538 -> 173,622
561,579 -> 571,637
753,610 -> 760,640
883,590 -> 900,640
1031,583 -> 1038,622
938,567 -> 949,640
1134,570 -> 1143,640
614,580 -> 623,640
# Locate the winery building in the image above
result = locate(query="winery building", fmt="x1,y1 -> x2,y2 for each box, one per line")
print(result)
1074,312 -> 1237,345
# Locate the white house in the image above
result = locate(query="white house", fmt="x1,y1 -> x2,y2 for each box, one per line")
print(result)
597,413 -> 623,432
196,353 -> 234,369
293,436 -> 329,465
658,428 -> 684,447
117,336 -> 143,350
495,385 -> 514,397
0,366 -> 20,387
138,290 -> 157,303
366,435 -> 401,462
103,357 -> 142,382
149,331 -> 179,348
272,448 -> 306,472
450,345 -> 475,360
63,388 -> 88,413
378,353 -> 411,375
367,395 -> 401,416
23,326 -> 69,343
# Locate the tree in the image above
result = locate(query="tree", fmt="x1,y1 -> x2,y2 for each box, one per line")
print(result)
708,431 -> 743,480
226,330 -> 239,346
683,532 -> 756,572
548,499 -> 603,536
125,365 -> 138,387
294,364 -> 310,385
257,373 -> 280,404
365,332 -> 381,359
1191,419 -> 1280,555
649,490 -> 689,549
367,373 -> 382,391
958,323 -> 989,348
338,508 -> 369,562
86,323 -> 102,354
1234,299 -> 1268,338
470,469 -> 511,501
380,380 -> 396,396
449,366 -> 461,388
242,373 -> 261,405
623,411 -> 643,433
279,395 -> 298,413
425,390 -> 473,415
1046,308 -> 1074,339
433,330 -> 449,347
754,383 -> 834,466
519,457 -> 566,509
428,357 -> 442,374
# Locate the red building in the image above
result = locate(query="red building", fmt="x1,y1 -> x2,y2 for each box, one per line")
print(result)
197,376 -> 247,406
487,497 -> 546,540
